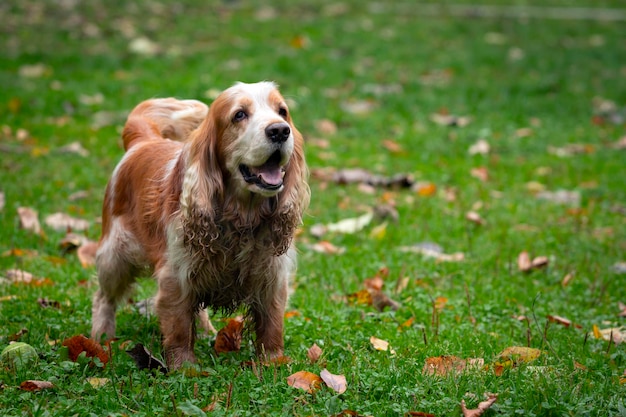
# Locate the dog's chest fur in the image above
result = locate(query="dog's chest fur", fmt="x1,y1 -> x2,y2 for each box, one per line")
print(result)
172,208 -> 293,311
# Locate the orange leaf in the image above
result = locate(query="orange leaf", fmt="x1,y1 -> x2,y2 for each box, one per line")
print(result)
434,296 -> 448,311
61,335 -> 109,366
415,182 -> 437,197
286,370 -> 322,393
320,369 -> 347,394
214,318 -> 244,354
307,343 -> 322,364
347,289 -> 373,306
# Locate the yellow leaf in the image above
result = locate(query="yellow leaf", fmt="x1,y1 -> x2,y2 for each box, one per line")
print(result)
87,377 -> 109,388
369,222 -> 387,240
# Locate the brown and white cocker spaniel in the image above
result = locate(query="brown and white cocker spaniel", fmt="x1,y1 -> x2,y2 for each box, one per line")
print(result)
91,81 -> 310,369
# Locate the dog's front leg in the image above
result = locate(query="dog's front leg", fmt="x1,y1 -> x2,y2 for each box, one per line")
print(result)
155,267 -> 196,370
252,278 -> 288,360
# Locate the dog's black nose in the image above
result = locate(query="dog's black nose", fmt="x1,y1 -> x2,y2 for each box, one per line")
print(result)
265,122 -> 291,143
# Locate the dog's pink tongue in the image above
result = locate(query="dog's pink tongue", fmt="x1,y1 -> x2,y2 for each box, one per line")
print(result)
254,165 -> 283,186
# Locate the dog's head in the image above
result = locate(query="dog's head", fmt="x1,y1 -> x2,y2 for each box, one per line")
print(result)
185,82 -> 309,227
202,82 -> 300,197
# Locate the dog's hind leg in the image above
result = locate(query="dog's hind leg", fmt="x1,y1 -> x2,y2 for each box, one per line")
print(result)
91,219 -> 140,341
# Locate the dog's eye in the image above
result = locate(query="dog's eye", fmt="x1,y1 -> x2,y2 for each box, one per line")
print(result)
278,107 -> 288,118
233,110 -> 247,122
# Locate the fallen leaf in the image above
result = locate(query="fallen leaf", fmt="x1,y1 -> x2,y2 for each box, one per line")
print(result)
323,211 -> 374,235
466,211 -> 486,225
398,243 -> 464,262
320,369 -> 347,394
307,343 -> 322,364
494,346 -> 541,375
315,119 -> 337,135
547,144 -> 594,157
86,377 -> 110,388
536,190 -> 581,207
38,297 -> 62,309
3,269 -> 52,286
128,36 -> 160,56
468,139 -> 490,155
413,182 -> 437,197
18,63 -> 50,78
77,240 -> 98,267
61,335 -> 109,366
341,99 -> 377,115
461,393 -> 497,417
215,318 -> 244,354
547,315 -> 572,327
17,207 -> 41,234
309,241 -> 346,255
382,139 -> 405,154
370,336 -> 395,354
561,272 -> 574,287
611,262 -> 626,274
332,410 -> 366,417
430,112 -> 471,127
423,355 -> 484,376
45,213 -> 90,232
126,343 -> 167,373
517,251 -> 549,272
286,370 -> 322,393
332,168 -> 414,188
588,326 -> 626,344
619,302 -> 626,317
470,167 -> 489,182
405,412 -> 435,417
56,141 -> 89,157
20,380 -> 54,391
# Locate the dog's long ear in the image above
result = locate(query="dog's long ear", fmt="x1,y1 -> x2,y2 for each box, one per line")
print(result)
181,112 -> 224,216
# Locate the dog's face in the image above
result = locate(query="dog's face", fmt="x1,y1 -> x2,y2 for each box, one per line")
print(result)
210,82 -> 297,197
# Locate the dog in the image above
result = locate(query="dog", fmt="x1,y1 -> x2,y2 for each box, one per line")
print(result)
91,81 -> 310,369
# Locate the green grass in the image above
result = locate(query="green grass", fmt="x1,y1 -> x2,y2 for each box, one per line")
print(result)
1,0 -> 625,415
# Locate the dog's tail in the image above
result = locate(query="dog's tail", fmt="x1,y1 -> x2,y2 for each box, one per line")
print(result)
122,98 -> 209,151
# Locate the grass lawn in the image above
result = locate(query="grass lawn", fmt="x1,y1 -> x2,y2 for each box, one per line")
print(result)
1,0 -> 625,415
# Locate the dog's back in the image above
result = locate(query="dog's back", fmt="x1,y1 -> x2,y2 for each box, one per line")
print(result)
122,98 -> 208,150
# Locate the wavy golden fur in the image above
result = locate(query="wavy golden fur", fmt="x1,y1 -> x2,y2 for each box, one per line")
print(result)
91,82 -> 309,369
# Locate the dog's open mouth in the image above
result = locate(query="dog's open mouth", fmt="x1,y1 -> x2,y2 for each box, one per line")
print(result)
239,150 -> 285,191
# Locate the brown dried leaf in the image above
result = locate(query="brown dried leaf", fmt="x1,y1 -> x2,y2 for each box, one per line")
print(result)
61,335 -> 109,365
461,393 -> 497,417
286,370 -> 322,393
423,355 -> 484,376
77,241 -> 98,267
307,343 -> 322,364
45,213 -> 90,232
17,207 -> 41,234
215,318 -> 244,354
20,380 -> 54,391
547,314 -> 572,327
320,368 -> 347,394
